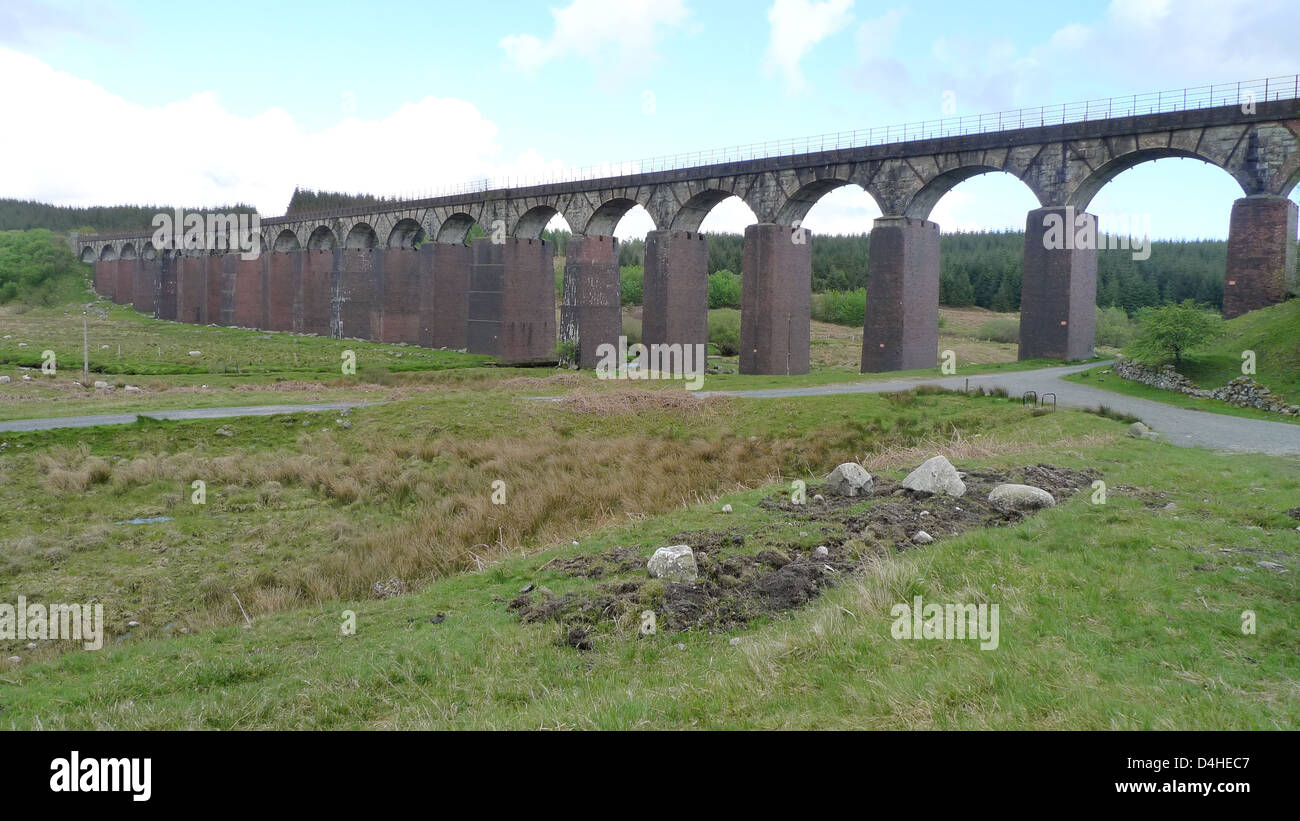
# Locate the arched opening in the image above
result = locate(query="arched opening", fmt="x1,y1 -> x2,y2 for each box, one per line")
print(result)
100,245 -> 118,261
797,183 -> 881,293
80,247 -> 96,263
513,205 -> 565,240
344,222 -> 378,250
307,226 -> 337,251
387,218 -> 426,249
274,229 -> 302,252
142,242 -> 157,261
120,243 -> 138,260
1085,157 -> 1251,313
1068,148 -> 1246,212
435,213 -> 478,245
671,190 -> 754,234
695,194 -> 759,276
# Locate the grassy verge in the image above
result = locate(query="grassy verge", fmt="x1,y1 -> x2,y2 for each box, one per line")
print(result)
1065,365 -> 1300,426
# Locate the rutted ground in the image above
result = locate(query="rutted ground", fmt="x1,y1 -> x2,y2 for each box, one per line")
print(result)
510,464 -> 1098,647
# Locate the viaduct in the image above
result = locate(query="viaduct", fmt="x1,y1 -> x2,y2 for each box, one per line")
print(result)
77,77 -> 1300,373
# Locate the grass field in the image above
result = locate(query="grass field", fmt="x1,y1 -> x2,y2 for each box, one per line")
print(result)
1,287 -> 1296,730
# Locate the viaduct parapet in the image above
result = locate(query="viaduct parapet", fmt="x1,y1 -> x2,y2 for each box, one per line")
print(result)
78,80 -> 1300,371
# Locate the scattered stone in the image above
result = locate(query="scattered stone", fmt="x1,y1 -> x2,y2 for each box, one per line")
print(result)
824,462 -> 873,497
93,380 -> 109,389
988,483 -> 1056,512
812,545 -> 829,559
341,420 -> 352,429
429,613 -> 447,624
0,376 -> 9,384
188,350 -> 202,356
812,494 -> 825,503
215,426 -> 234,437
5,656 -> 19,665
124,385 -> 142,393
912,530 -> 934,544
721,503 -> 733,513
127,620 -> 141,628
371,577 -> 407,599
1126,421 -> 1159,440
1256,561 -> 1288,573
518,583 -> 534,594
647,545 -> 698,583
675,643 -> 686,651
25,642 -> 37,650
728,637 -> 743,646
902,455 -> 966,497
340,407 -> 352,417
1163,502 -> 1177,510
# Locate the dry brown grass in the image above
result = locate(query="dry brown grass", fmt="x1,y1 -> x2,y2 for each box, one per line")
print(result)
552,387 -> 732,415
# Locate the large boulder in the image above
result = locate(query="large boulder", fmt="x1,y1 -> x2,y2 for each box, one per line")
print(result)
988,483 -> 1055,512
1127,422 -> 1158,440
824,462 -> 873,497
902,455 -> 966,497
647,545 -> 698,583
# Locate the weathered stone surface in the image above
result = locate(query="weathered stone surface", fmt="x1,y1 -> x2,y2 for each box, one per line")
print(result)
912,530 -> 934,544
902,455 -> 965,497
988,483 -> 1056,512
824,462 -> 873,497
648,545 -> 698,583
1115,359 -> 1300,416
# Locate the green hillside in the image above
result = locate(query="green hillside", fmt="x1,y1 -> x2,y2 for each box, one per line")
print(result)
1177,299 -> 1300,399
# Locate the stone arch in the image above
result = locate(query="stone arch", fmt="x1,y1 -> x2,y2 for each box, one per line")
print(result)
343,222 -> 378,250
141,242 -> 157,261
120,243 -> 138,260
1282,165 -> 1300,199
99,244 -> 118,261
512,204 -> 566,240
1067,148 -> 1249,211
776,178 -> 885,226
387,218 -> 426,248
307,226 -> 337,251
79,246 -> 96,263
435,212 -> 478,245
273,229 -> 302,252
904,166 -> 1043,220
584,197 -> 641,236
669,189 -> 744,232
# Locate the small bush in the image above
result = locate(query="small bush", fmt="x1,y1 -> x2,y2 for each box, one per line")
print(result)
1095,306 -> 1135,348
620,266 -> 643,306
975,319 -> 1020,343
707,270 -> 742,309
708,309 -> 741,356
810,289 -> 865,326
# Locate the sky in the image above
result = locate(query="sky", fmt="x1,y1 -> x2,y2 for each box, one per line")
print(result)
2,0 -> 1298,240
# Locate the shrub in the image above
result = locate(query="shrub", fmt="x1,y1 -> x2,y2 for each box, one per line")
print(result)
975,318 -> 1020,343
1095,306 -> 1135,348
708,309 -> 741,356
622,314 -> 642,346
810,289 -> 866,326
707,270 -> 742,309
620,266 -> 643,306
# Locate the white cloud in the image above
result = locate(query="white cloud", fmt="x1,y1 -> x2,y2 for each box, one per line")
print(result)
0,48 -> 570,217
499,0 -> 690,74
763,0 -> 855,92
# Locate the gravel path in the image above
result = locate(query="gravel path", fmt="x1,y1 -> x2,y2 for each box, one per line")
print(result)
703,361 -> 1300,457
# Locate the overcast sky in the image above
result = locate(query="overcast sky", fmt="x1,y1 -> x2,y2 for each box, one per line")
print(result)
2,0 -> 1298,239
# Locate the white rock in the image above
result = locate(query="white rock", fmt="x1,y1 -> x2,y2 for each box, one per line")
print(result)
902,455 -> 966,497
124,385 -> 142,393
812,545 -> 829,559
93,380 -> 109,389
1127,422 -> 1159,440
824,462 -> 873,497
912,530 -> 934,544
647,545 -> 697,583
1256,561 -> 1288,573
0,376 -> 9,384
812,494 -> 825,503
5,656 -> 19,664
127,620 -> 141,628
721,503 -> 732,513
25,642 -> 36,650
188,350 -> 202,356
729,637 -> 743,646
988,483 -> 1056,512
